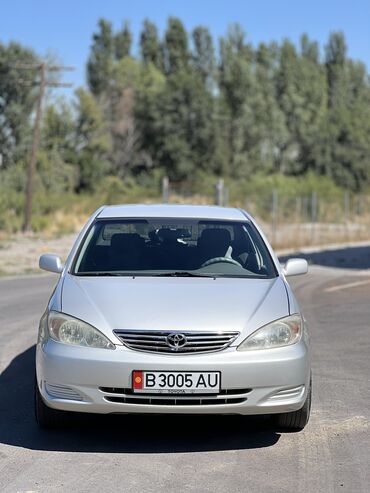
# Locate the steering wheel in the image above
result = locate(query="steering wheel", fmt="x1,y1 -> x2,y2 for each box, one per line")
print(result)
201,256 -> 242,268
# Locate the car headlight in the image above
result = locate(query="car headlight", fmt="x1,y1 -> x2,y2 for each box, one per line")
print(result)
237,314 -> 302,351
48,311 -> 115,349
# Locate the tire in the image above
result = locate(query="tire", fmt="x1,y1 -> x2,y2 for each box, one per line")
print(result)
34,378 -> 71,429
272,379 -> 312,431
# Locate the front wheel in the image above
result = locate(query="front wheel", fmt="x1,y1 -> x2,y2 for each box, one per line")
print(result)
272,379 -> 312,431
34,377 -> 71,429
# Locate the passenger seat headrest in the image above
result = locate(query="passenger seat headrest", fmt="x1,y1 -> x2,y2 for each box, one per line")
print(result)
110,233 -> 144,251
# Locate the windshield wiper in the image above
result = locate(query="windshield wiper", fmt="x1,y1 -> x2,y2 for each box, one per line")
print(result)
155,271 -> 212,278
75,272 -> 124,277
75,271 -> 213,278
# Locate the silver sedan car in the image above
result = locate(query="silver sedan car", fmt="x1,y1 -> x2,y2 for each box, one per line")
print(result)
36,204 -> 311,430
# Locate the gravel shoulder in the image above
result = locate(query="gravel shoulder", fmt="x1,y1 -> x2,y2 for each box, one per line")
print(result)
0,233 -> 77,276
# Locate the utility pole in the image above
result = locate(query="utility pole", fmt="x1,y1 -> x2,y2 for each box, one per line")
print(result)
12,63 -> 74,231
24,63 -> 46,232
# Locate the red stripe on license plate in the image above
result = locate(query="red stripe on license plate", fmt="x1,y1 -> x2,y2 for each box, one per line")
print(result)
133,371 -> 143,389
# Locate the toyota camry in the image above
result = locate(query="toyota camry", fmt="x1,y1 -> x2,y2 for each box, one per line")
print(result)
36,204 -> 311,430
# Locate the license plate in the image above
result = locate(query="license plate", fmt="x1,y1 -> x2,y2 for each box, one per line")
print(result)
132,371 -> 221,394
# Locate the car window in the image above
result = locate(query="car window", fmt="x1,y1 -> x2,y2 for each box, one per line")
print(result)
73,218 -> 277,279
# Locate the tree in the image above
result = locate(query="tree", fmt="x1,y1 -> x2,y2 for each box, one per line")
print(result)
115,21 -> 132,60
192,26 -> 215,87
158,68 -> 217,180
301,34 -> 319,63
325,31 -> 347,108
0,42 -> 39,167
38,103 -> 77,193
135,63 -> 166,172
87,18 -> 114,96
58,20 -> 370,191
248,43 -> 289,174
140,19 -> 163,70
276,39 -> 327,174
163,17 -> 189,74
74,88 -> 111,190
317,33 -> 370,189
43,102 -> 75,155
218,24 -> 254,176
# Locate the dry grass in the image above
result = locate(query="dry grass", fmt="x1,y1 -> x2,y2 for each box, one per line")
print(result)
0,232 -> 77,276
264,222 -> 370,250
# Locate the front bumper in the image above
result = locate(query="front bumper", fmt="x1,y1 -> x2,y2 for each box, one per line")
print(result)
36,339 -> 310,416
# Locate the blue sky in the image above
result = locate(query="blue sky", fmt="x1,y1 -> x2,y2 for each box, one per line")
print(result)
1,0 -> 369,93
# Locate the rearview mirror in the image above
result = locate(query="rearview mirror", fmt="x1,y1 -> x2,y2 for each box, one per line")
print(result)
283,258 -> 308,277
39,254 -> 64,274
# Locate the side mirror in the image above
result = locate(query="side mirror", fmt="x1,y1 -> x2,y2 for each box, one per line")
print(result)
39,254 -> 64,274
283,258 -> 308,277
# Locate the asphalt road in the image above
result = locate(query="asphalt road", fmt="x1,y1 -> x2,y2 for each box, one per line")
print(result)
0,251 -> 370,493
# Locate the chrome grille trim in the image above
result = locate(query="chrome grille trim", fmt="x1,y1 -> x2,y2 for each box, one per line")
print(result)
104,396 -> 246,406
99,387 -> 251,406
113,330 -> 240,354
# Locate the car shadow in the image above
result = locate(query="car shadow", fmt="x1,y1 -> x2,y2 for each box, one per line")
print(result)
279,245 -> 370,270
0,345 -> 280,453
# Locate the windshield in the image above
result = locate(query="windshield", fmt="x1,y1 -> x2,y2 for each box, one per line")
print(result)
73,218 -> 277,279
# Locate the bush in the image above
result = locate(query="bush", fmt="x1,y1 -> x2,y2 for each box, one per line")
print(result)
0,169 -> 359,236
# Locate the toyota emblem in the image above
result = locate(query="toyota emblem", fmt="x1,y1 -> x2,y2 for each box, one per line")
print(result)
166,333 -> 187,350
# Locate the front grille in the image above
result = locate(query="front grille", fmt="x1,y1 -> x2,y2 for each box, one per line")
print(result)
113,330 -> 240,354
99,387 -> 251,406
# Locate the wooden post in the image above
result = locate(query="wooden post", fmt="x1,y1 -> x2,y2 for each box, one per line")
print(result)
215,179 -> 224,206
271,190 -> 278,247
310,191 -> 317,244
23,63 -> 46,232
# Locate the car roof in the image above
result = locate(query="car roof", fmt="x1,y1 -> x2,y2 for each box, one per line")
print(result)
97,204 -> 248,221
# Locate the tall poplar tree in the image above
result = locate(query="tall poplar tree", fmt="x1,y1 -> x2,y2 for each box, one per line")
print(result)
218,24 -> 254,176
140,19 -> 163,70
115,21 -> 132,60
163,17 -> 189,74
87,18 -> 114,96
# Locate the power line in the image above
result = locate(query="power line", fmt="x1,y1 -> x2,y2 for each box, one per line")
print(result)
11,62 -> 75,232
11,63 -> 75,71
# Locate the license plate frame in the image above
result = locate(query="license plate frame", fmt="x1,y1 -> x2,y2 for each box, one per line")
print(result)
132,370 -> 221,394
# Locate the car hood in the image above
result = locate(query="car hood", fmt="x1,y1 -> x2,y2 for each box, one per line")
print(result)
61,275 -> 290,345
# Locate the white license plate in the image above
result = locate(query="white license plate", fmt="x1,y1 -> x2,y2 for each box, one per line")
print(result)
132,371 -> 221,394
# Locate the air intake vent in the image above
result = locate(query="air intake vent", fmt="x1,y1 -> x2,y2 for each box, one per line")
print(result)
113,330 -> 239,354
45,383 -> 84,401
266,385 -> 305,402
